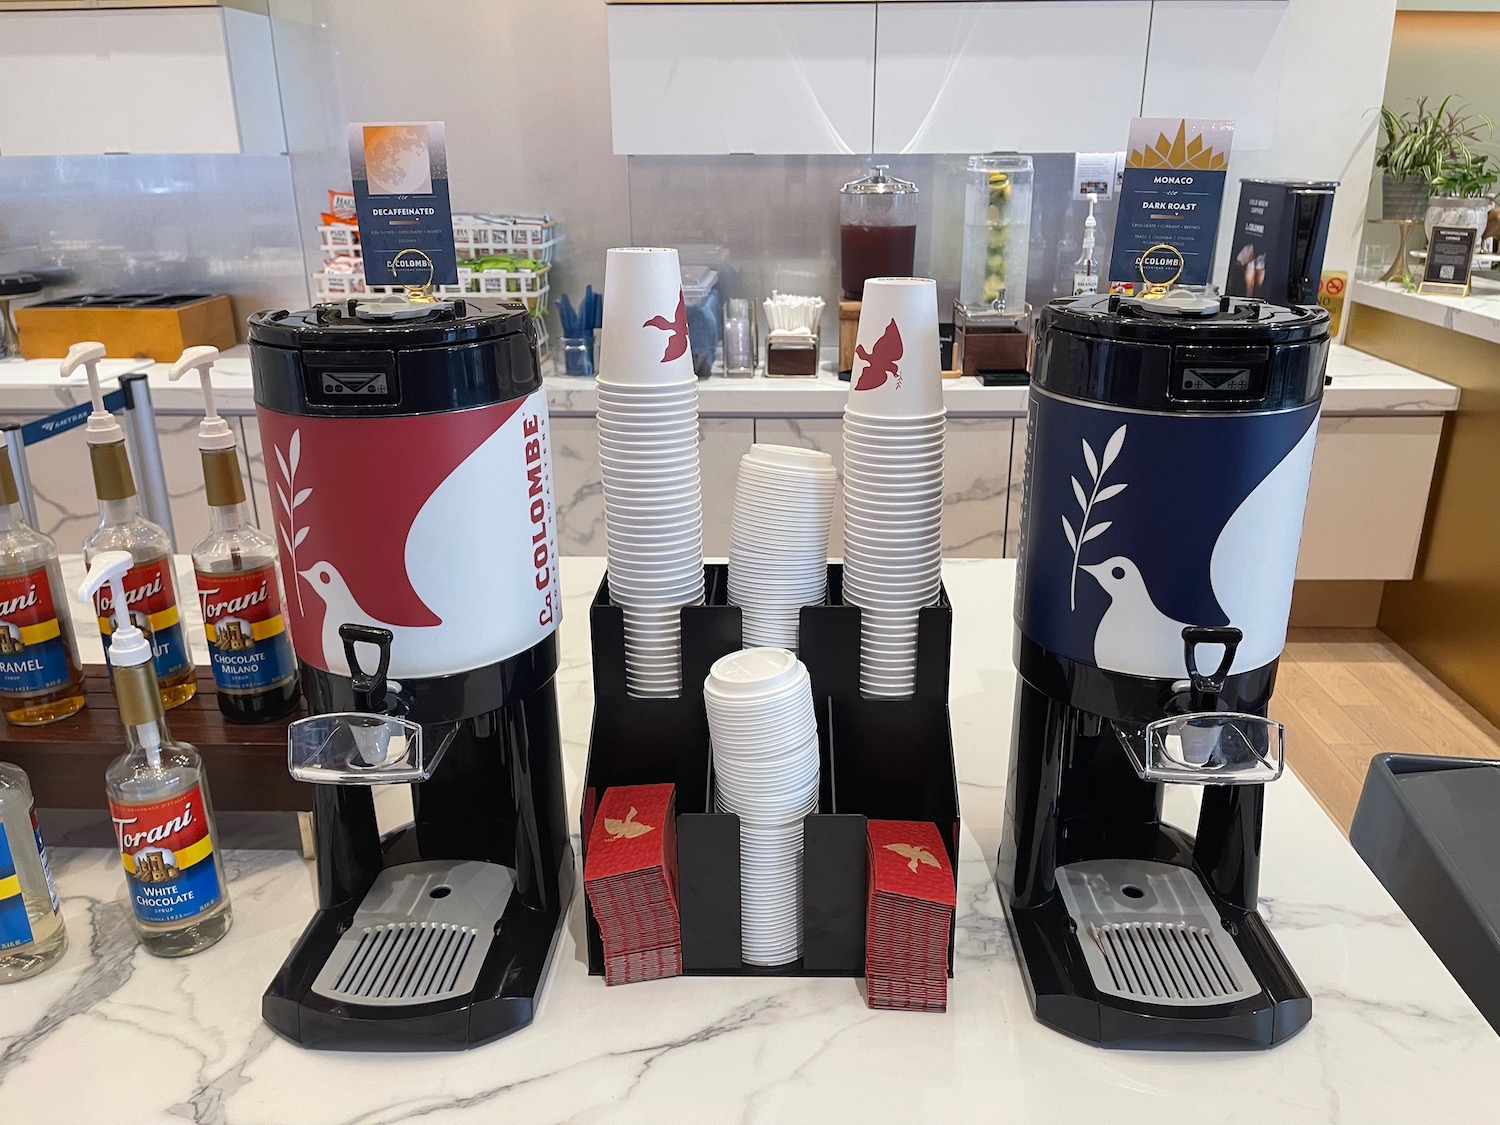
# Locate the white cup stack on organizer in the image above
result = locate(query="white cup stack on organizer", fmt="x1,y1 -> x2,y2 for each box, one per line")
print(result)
704,648 -> 821,967
727,444 -> 838,652
597,247 -> 706,697
840,277 -> 946,698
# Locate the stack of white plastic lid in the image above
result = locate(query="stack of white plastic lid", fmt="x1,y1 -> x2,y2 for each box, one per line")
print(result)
727,444 -> 837,652
704,648 -> 820,967
840,278 -> 946,698
598,248 -> 706,697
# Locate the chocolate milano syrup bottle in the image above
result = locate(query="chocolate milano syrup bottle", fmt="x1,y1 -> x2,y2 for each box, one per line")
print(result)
169,348 -> 298,723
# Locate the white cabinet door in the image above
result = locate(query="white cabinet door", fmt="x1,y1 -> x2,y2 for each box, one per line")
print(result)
0,8 -> 281,155
0,12 -> 115,155
607,3 -> 877,155
872,1 -> 1152,155
1141,0 -> 1290,152
1297,415 -> 1443,581
104,8 -> 243,154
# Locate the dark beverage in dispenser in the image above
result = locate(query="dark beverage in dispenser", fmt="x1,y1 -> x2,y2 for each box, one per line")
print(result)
840,224 -> 918,301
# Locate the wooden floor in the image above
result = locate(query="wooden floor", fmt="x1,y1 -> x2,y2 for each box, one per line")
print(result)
1274,627 -> 1500,833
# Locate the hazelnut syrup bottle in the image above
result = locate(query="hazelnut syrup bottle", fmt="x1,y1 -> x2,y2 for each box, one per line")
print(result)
65,342 -> 196,710
170,348 -> 298,723
0,432 -> 86,725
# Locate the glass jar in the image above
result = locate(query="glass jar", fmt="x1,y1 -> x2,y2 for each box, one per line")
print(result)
959,155 -> 1034,313
839,165 -> 919,300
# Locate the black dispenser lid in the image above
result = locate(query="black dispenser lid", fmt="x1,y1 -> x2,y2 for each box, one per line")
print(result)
1034,294 -> 1331,413
248,297 -> 533,350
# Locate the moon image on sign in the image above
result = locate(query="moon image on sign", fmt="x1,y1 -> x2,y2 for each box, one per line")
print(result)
363,125 -> 433,196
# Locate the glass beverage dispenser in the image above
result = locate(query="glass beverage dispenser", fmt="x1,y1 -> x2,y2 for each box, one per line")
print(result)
839,166 -> 919,300
953,155 -> 1034,383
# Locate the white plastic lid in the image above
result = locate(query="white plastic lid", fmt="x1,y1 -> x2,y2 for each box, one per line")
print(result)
60,341 -> 122,447
168,345 -> 236,451
77,550 -> 151,666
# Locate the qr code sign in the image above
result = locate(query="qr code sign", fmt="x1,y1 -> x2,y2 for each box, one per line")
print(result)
1440,265 -> 1455,280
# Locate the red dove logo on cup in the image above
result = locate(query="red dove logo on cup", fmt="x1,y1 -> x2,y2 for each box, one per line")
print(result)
854,318 -> 903,391
643,291 -> 690,363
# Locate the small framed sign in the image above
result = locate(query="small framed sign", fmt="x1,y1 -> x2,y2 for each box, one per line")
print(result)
1419,227 -> 1477,297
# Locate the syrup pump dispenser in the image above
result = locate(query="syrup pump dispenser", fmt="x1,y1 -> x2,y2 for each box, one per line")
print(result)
80,551 -> 232,957
169,346 -> 299,723
66,342 -> 196,709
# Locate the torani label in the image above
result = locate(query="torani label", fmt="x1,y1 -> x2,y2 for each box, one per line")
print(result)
196,565 -> 296,694
110,785 -> 223,925
0,820 -> 33,950
0,567 -> 72,696
93,557 -> 191,682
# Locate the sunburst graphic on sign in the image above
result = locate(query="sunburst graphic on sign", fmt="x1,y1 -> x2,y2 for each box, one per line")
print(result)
1127,121 -> 1228,171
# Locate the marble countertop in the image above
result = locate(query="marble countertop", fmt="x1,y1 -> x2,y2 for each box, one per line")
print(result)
0,342 -> 1458,420
1352,278 -> 1500,346
3,557 -> 1496,1124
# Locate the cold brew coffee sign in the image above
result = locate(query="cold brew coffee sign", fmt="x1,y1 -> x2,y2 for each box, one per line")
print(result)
1108,118 -> 1234,294
348,121 -> 458,287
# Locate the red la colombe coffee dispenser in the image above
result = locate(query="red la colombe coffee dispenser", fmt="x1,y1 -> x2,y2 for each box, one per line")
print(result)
250,295 -> 568,1051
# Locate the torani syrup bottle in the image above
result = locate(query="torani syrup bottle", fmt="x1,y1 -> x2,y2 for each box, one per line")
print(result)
80,552 -> 231,957
0,432 -> 86,725
64,342 -> 196,710
0,762 -> 67,982
169,348 -> 298,723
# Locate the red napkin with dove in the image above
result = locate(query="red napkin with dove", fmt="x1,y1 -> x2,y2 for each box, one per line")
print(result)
584,783 -> 682,985
865,819 -> 956,1012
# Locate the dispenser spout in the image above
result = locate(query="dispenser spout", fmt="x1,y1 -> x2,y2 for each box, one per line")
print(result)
169,346 -> 236,451
77,550 -> 152,669
60,341 -> 122,446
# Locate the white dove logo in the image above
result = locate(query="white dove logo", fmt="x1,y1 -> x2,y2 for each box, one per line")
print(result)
297,561 -> 439,677
1079,419 -> 1319,679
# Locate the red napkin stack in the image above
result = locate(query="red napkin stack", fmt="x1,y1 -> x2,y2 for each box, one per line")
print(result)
864,819 -> 956,1012
584,783 -> 682,986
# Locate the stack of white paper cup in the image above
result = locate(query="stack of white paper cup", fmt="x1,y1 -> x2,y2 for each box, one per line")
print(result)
840,278 -> 946,698
727,444 -> 837,651
598,247 -> 706,696
704,648 -> 820,967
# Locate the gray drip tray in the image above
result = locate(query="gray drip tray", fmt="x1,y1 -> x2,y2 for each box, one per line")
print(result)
1352,753 -> 1500,1033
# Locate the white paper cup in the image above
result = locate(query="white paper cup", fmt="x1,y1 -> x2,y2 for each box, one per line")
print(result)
846,278 -> 943,420
599,247 -> 697,385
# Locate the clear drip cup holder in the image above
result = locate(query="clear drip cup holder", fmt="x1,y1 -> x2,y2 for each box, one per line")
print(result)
1115,712 -> 1284,785
287,712 -> 437,784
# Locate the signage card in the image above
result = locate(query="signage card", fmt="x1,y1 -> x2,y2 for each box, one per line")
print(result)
1072,152 -> 1116,200
1419,227 -> 1476,297
1107,118 -> 1234,294
348,121 -> 458,287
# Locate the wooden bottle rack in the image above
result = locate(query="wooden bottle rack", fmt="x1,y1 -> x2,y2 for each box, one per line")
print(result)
0,666 -> 309,811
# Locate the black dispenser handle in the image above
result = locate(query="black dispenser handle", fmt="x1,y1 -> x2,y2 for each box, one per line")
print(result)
340,624 -> 393,712
1182,625 -> 1242,711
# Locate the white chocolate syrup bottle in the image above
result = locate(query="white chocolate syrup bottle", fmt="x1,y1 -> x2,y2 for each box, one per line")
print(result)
81,552 -> 232,957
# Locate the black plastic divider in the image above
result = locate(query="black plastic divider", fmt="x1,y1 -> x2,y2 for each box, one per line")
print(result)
581,563 -> 960,978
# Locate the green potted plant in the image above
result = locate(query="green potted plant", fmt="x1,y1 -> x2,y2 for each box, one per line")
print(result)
1426,149 -> 1498,243
1376,96 -> 1492,221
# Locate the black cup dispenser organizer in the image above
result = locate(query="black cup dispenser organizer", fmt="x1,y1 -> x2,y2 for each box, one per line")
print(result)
580,564 -> 960,976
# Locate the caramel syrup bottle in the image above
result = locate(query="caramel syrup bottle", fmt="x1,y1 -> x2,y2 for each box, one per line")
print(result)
0,435 -> 86,725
